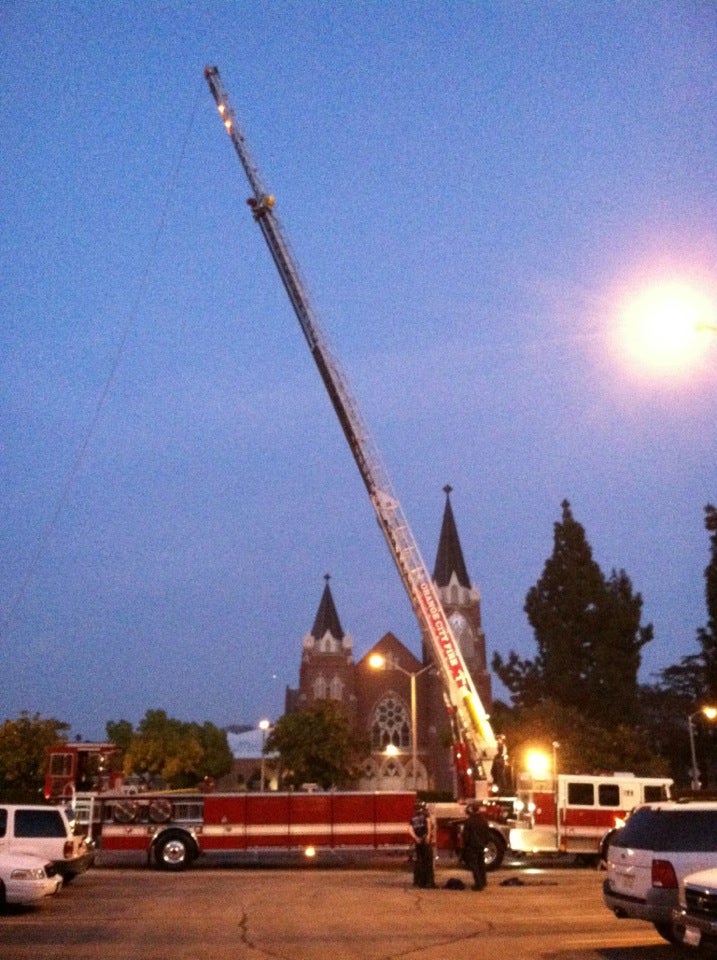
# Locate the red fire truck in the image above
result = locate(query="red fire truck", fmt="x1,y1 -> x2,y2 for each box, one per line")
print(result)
44,744 -> 417,870
92,789 -> 414,870
44,741 -> 123,801
508,771 -> 673,859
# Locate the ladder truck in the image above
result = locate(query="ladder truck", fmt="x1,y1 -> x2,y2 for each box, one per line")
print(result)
204,66 -> 498,799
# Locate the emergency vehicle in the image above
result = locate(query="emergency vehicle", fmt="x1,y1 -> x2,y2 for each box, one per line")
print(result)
44,741 -> 123,801
508,771 -> 673,859
89,789 -> 414,870
44,743 -> 417,869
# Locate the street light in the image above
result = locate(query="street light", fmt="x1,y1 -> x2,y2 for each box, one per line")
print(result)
259,719 -> 271,792
369,653 -> 432,789
688,706 -> 717,791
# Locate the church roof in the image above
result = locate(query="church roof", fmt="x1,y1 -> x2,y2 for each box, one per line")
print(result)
433,485 -> 471,589
310,575 -> 344,640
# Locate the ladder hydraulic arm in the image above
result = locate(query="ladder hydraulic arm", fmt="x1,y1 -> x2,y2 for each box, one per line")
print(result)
204,66 -> 498,796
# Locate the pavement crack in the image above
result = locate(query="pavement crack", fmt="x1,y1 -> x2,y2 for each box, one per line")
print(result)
238,908 -> 254,948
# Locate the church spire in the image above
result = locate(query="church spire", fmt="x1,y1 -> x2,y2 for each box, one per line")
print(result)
433,485 -> 471,589
310,574 -> 344,640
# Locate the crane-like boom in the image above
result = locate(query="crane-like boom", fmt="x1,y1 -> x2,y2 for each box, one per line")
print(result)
205,66 -> 498,796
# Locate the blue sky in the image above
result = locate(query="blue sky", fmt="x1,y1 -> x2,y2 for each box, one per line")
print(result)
2,1 -> 716,741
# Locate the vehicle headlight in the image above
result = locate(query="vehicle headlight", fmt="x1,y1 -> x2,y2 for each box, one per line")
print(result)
11,867 -> 46,880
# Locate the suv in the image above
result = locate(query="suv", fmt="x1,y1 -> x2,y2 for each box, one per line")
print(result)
0,804 -> 94,882
603,800 -> 717,944
672,866 -> 717,951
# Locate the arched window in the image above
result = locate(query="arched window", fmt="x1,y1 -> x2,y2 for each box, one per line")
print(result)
370,693 -> 410,751
380,757 -> 403,780
313,675 -> 327,699
319,633 -> 337,653
329,676 -> 343,700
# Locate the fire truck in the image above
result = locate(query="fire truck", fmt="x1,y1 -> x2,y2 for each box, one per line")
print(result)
44,744 -> 416,870
91,789 -> 415,870
508,771 -> 673,859
204,66 -> 499,800
44,741 -> 123,801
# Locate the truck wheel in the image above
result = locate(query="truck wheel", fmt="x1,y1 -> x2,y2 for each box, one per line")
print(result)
484,831 -> 506,871
153,831 -> 196,871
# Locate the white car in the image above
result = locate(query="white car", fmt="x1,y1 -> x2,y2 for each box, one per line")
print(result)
0,851 -> 62,906
673,866 -> 717,951
603,800 -> 717,944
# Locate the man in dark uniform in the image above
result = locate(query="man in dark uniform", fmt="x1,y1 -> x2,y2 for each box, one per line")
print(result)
409,801 -> 436,888
461,802 -> 492,891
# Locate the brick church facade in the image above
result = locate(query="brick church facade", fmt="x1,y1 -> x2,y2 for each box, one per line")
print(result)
284,487 -> 493,795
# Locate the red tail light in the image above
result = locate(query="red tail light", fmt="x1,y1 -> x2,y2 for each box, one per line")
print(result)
652,859 -> 678,888
63,840 -> 74,859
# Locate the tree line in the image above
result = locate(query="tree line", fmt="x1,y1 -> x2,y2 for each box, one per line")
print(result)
1,500 -> 715,800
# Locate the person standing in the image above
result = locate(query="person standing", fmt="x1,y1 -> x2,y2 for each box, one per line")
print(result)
461,803 -> 491,891
409,801 -> 436,888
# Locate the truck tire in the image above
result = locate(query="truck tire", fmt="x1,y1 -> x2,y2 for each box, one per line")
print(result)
485,831 -> 506,871
153,831 -> 197,872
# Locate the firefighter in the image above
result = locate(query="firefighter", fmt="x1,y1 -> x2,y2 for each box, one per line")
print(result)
461,802 -> 491,891
409,801 -> 436,888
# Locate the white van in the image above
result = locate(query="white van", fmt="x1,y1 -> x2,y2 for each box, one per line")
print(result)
0,804 -> 94,881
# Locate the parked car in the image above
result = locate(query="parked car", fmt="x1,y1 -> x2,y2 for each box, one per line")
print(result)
0,851 -> 62,906
673,866 -> 717,951
0,804 -> 94,881
603,800 -> 717,944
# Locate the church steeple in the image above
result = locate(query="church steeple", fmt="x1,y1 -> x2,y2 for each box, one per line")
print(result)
292,574 -> 356,719
433,485 -> 471,589
428,485 -> 492,710
311,574 -> 344,641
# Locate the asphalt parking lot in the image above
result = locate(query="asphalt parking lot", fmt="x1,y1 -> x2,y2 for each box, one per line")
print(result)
0,859 -> 689,960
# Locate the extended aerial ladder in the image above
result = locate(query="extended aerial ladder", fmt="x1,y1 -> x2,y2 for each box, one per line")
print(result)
205,66 -> 498,797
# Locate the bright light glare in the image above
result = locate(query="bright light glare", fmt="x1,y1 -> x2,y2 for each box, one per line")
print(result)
525,750 -> 551,778
619,281 -> 714,374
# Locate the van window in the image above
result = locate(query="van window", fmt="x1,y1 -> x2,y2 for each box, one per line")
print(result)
644,785 -> 667,802
15,809 -> 66,838
0,809 -> 6,837
567,782 -> 594,806
598,784 -> 620,806
613,808 -> 717,852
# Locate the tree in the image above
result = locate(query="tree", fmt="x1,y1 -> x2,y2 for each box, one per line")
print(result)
190,721 -> 235,781
106,719 -> 133,754
698,504 -> 717,699
492,699 -> 668,779
111,710 -> 232,789
0,712 -> 70,802
652,505 -> 717,786
265,700 -> 369,790
493,500 -> 651,726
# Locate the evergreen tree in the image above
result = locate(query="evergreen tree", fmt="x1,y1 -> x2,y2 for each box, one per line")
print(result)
493,500 -> 651,724
698,504 -> 717,699
652,505 -> 717,785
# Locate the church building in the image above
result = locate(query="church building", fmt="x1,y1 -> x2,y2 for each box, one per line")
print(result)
284,487 -> 492,795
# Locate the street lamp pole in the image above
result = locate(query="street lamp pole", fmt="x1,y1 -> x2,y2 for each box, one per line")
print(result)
369,654 -> 432,790
259,719 -> 271,792
688,714 -> 700,791
688,707 -> 717,791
